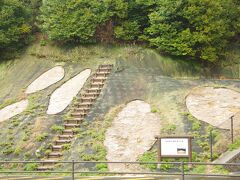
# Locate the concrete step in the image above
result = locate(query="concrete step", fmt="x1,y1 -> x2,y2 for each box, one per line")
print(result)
92,76 -> 107,80
64,124 -> 80,129
58,135 -> 73,140
71,112 -> 87,118
97,68 -> 111,73
47,152 -> 62,158
62,129 -> 74,135
42,160 -> 57,166
72,107 -> 90,112
51,145 -> 63,151
64,118 -> 84,124
94,72 -> 109,77
91,82 -> 104,85
85,88 -> 101,94
55,139 -> 71,145
79,97 -> 96,103
82,92 -> 100,98
76,102 -> 93,108
90,83 -> 104,89
99,64 -> 113,68
92,77 -> 106,83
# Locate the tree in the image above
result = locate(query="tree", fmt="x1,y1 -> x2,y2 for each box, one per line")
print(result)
40,0 -> 128,43
114,0 -> 155,41
114,21 -> 140,41
145,0 -> 240,62
0,0 -> 31,50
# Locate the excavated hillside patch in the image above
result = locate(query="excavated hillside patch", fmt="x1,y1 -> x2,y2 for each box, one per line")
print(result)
186,87 -> 240,129
47,69 -> 91,114
0,100 -> 28,122
26,66 -> 64,94
104,100 -> 161,172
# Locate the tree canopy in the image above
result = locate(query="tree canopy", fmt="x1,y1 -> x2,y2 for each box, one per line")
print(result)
0,0 -> 31,50
40,0 -> 128,43
145,0 -> 240,62
1,0 -> 239,62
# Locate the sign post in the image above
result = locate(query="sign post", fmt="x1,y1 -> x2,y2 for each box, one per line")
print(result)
155,136 -> 193,163
231,116 -> 234,143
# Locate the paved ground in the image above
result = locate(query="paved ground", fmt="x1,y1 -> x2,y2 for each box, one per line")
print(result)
1,176 -> 240,180
214,148 -> 240,164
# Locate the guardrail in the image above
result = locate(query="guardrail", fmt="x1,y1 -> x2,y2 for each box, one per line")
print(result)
0,161 -> 240,180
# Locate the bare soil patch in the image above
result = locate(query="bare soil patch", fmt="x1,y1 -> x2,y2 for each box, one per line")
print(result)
104,100 -> 161,172
186,87 -> 240,129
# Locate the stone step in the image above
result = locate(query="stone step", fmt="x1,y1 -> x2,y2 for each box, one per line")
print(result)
99,64 -> 113,68
97,68 -> 111,73
51,145 -> 63,151
47,152 -> 63,158
37,166 -> 55,171
82,92 -> 100,98
94,72 -> 109,77
64,124 -> 80,129
62,130 -> 74,135
42,160 -> 57,166
55,139 -> 71,145
71,112 -> 87,118
92,76 -> 107,80
92,77 -> 106,83
85,88 -> 101,94
64,118 -> 84,124
72,107 -> 91,112
58,135 -> 73,140
76,102 -> 93,108
98,64 -> 113,68
90,83 -> 104,89
79,97 -> 96,103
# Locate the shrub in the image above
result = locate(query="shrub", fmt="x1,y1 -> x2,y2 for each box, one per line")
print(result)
96,163 -> 108,172
24,163 -> 38,171
40,40 -> 47,46
138,151 -> 157,171
36,133 -> 48,142
51,125 -> 64,133
14,147 -> 23,156
228,138 -> 240,151
151,107 -> 159,113
3,147 -> 14,155
63,144 -> 71,151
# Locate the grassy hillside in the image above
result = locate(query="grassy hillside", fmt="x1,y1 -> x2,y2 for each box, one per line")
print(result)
0,42 -> 239,173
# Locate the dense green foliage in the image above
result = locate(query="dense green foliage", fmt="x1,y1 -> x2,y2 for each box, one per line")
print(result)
39,0 -> 240,62
145,0 -> 240,62
0,0 -> 31,51
1,0 -> 240,62
40,0 -> 127,42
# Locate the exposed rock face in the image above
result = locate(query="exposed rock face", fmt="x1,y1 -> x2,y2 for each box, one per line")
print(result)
104,100 -> 161,172
47,69 -> 91,114
186,87 -> 240,129
0,100 -> 28,122
26,66 -> 64,94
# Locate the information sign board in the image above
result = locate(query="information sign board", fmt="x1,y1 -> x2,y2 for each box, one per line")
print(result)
155,136 -> 193,162
161,138 -> 189,156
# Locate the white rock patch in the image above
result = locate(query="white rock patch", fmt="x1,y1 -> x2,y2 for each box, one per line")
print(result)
0,100 -> 28,122
26,66 -> 64,94
47,69 -> 91,114
186,87 -> 240,129
104,100 -> 161,172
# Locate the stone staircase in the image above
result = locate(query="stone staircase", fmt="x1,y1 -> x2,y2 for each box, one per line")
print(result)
37,64 -> 113,171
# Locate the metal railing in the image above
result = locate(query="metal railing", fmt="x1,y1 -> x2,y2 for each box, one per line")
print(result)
0,161 -> 240,180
